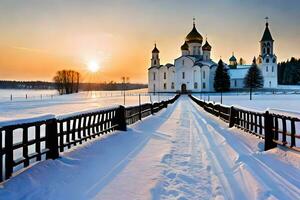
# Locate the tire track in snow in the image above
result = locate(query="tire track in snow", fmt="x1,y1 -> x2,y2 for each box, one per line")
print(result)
189,97 -> 300,199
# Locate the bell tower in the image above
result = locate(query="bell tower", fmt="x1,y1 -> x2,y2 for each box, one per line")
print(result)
151,43 -> 160,67
258,17 -> 278,88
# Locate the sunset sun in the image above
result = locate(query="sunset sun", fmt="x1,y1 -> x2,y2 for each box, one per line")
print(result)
87,61 -> 100,73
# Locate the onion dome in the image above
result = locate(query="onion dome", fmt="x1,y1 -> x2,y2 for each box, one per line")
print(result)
152,44 -> 159,53
261,22 -> 274,42
202,40 -> 211,51
181,41 -> 189,51
229,53 -> 237,62
185,21 -> 203,44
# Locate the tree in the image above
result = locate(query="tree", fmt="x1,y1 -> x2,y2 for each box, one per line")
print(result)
244,57 -> 264,100
239,57 -> 245,65
214,59 -> 230,103
53,70 -> 81,95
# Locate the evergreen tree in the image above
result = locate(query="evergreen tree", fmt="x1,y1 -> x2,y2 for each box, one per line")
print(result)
244,57 -> 264,100
214,59 -> 230,103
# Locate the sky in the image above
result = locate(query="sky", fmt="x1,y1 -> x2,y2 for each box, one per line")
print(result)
0,0 -> 299,83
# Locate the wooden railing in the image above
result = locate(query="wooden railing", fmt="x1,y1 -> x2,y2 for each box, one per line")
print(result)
189,95 -> 300,152
0,94 -> 179,182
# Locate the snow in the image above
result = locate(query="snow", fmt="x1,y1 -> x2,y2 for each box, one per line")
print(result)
0,114 -> 55,128
0,96 -> 299,200
202,92 -> 300,112
0,89 -> 173,121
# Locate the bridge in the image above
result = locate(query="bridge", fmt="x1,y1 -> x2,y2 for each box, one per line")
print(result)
0,95 -> 299,199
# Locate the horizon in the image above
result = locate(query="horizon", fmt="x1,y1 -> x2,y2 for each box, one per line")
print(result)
0,0 -> 300,83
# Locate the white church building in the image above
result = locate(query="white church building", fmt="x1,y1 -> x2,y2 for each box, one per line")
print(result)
148,20 -> 278,93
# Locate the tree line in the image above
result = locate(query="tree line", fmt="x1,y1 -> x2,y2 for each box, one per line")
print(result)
278,57 -> 300,85
0,80 -> 55,89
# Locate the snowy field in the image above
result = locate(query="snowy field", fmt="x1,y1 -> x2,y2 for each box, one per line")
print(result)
1,96 -> 299,200
197,92 -> 300,113
0,89 -> 173,121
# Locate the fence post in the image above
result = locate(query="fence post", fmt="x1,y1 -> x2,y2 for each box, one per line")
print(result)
139,94 -> 142,120
46,119 -> 59,159
150,103 -> 154,115
5,129 -> 13,179
116,106 -> 127,131
229,106 -> 236,128
264,111 -> 277,151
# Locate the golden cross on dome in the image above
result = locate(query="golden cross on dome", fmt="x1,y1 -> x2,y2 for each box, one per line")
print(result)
193,17 -> 195,26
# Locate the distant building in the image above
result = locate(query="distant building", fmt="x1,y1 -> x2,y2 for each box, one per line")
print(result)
148,19 -> 278,93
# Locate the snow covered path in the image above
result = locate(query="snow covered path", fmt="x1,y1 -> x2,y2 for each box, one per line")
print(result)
1,96 -> 300,200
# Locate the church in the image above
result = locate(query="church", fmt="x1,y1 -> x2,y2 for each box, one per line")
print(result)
148,19 -> 278,93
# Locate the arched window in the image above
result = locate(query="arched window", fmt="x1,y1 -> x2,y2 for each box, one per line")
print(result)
234,80 -> 237,87
194,82 -> 198,89
171,82 -> 174,89
182,72 -> 185,79
182,59 -> 185,66
203,71 -> 205,79
163,83 -> 167,90
273,58 -> 276,63
153,84 -> 156,92
266,66 -> 268,72
164,72 -> 166,79
154,60 -> 156,65
263,48 -> 266,54
267,48 -> 270,55
153,72 -> 156,80
266,58 -> 269,63
272,66 -> 274,72
202,82 -> 206,89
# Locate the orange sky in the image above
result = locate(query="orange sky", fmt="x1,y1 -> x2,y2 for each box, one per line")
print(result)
0,0 -> 299,83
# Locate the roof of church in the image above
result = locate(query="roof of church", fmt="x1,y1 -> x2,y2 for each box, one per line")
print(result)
181,41 -> 189,50
261,22 -> 274,41
228,67 -> 249,79
229,55 -> 237,62
202,40 -> 211,51
152,44 -> 159,53
185,23 -> 203,44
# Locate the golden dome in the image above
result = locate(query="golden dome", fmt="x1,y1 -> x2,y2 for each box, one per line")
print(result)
181,41 -> 189,50
185,23 -> 203,44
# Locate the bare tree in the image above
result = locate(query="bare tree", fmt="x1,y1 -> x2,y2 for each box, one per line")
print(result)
53,70 -> 81,95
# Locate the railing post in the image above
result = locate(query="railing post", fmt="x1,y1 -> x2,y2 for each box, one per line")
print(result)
229,106 -> 236,128
150,103 -> 154,115
264,111 -> 277,151
5,129 -> 13,179
138,94 -> 142,120
46,119 -> 59,159
116,105 -> 127,131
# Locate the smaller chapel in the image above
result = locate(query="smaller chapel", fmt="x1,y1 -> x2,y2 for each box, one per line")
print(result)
148,19 -> 278,93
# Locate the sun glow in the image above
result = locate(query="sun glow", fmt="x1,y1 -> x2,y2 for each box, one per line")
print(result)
87,61 -> 100,73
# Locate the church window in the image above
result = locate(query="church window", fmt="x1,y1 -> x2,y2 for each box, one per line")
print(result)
153,72 -> 156,80
267,42 -> 270,46
267,48 -> 270,55
154,60 -> 156,65
153,84 -> 156,92
234,80 -> 237,87
266,58 -> 269,63
182,72 -> 185,79
273,58 -> 276,63
171,82 -> 174,89
202,82 -> 206,89
164,72 -> 166,79
194,82 -> 198,89
182,60 -> 185,66
203,71 -> 205,79
266,66 -> 268,72
272,66 -> 274,72
164,83 -> 167,90
263,48 -> 266,54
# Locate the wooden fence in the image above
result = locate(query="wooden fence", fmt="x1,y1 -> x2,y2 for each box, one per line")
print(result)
189,95 -> 300,152
0,94 -> 179,182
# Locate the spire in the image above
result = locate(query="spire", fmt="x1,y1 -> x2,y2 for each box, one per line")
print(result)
193,17 -> 195,27
152,43 -> 159,53
261,17 -> 274,41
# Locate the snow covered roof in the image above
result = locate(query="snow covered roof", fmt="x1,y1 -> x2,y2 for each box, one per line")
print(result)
228,68 -> 249,79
